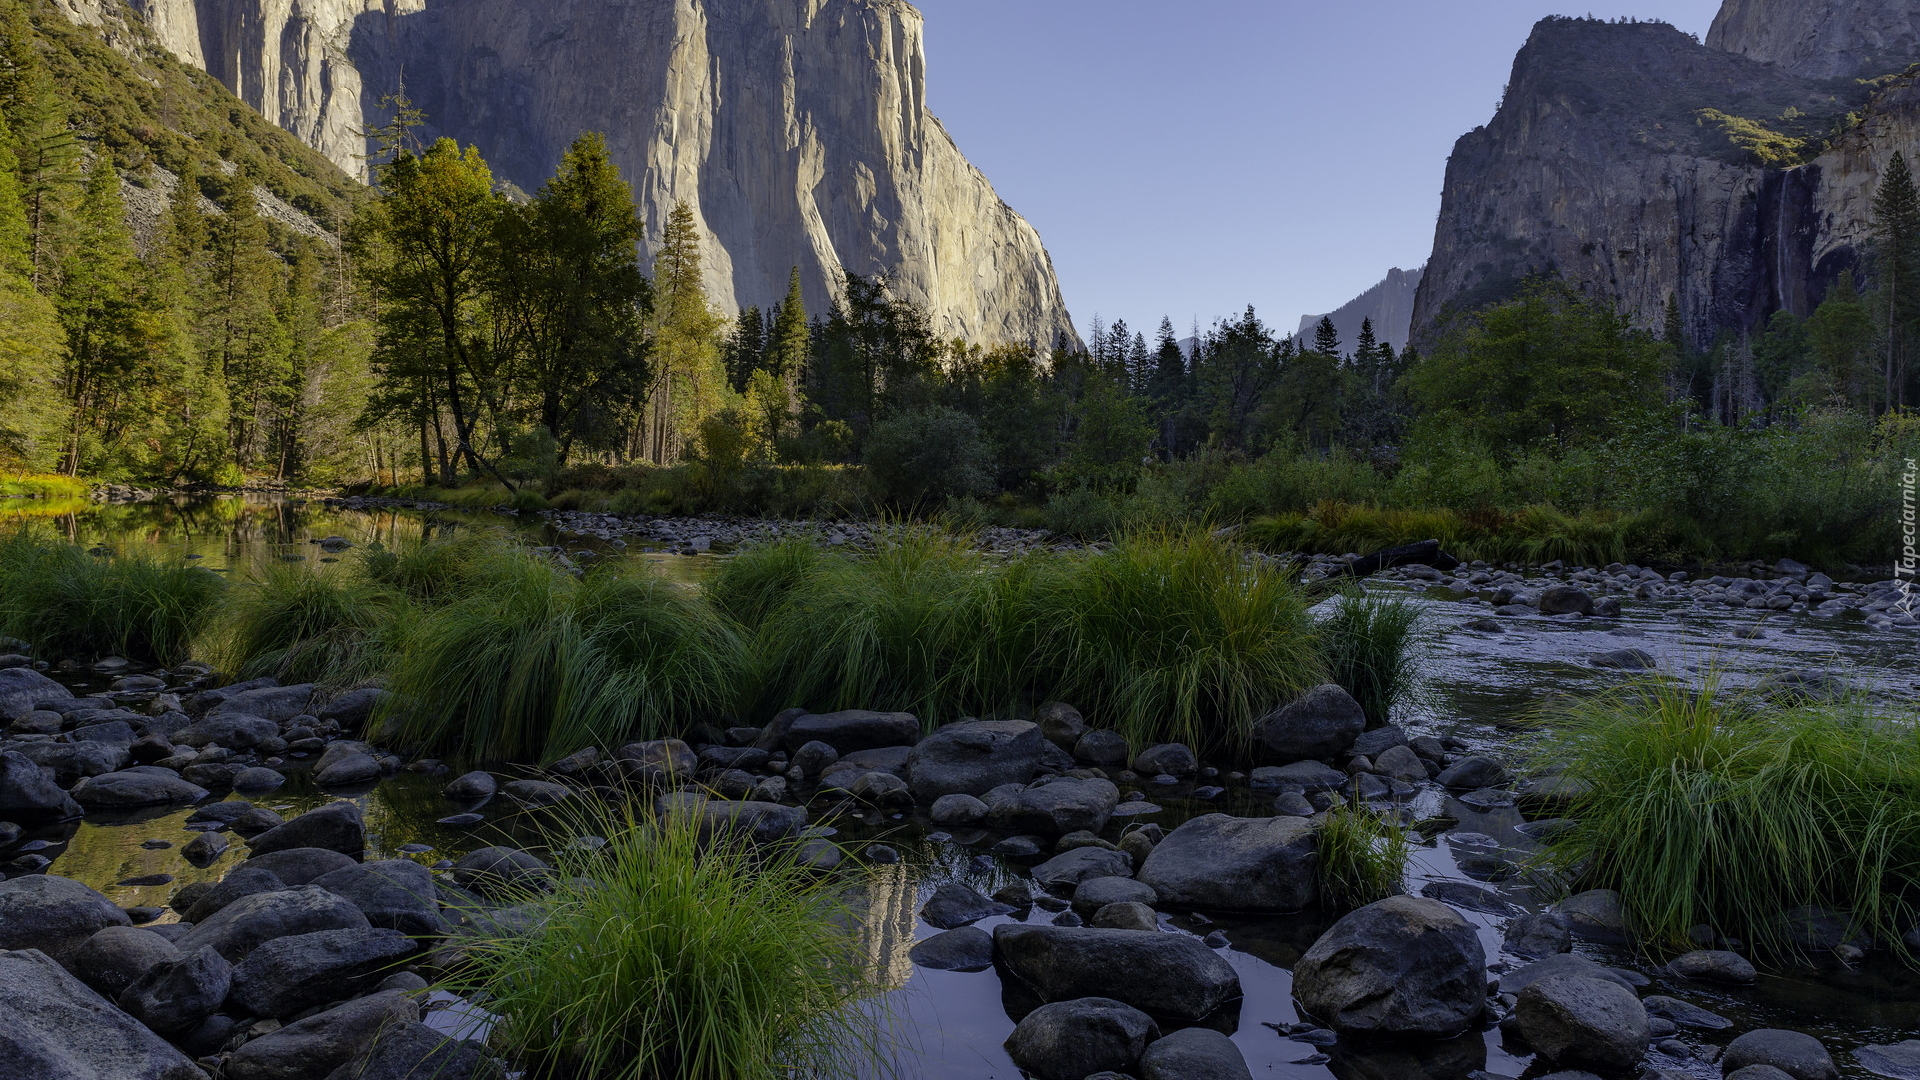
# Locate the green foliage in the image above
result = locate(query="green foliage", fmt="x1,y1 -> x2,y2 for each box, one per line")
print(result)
1319,592 -> 1425,728
1534,679 -> 1920,960
440,802 -> 885,1080
862,405 -> 992,506
1317,805 -> 1412,910
1057,375 -> 1152,491
703,540 -> 824,629
0,529 -> 224,663
215,561 -> 398,686
1696,108 -> 1824,167
377,547 -> 747,763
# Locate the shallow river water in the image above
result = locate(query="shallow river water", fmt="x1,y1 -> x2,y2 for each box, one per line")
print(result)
7,492 -> 1920,1079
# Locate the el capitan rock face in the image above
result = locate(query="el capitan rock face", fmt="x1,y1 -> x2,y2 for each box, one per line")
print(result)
1412,10 -> 1920,351
1709,0 -> 1920,79
76,0 -> 1078,347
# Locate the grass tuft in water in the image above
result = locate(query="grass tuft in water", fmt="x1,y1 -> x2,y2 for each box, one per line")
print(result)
1318,591 -> 1426,728
704,540 -> 827,630
0,530 -> 226,664
1535,677 -> 1920,960
214,560 -> 402,687
440,802 -> 887,1080
1317,803 -> 1412,910
377,546 -> 747,763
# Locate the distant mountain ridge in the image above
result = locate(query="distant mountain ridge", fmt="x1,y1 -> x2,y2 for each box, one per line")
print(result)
1297,267 -> 1423,354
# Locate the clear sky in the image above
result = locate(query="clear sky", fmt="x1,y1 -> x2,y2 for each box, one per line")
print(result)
912,0 -> 1725,343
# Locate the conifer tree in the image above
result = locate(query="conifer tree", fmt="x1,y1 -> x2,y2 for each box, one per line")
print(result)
0,106 -> 63,465
644,200 -> 728,463
1872,150 -> 1920,409
54,154 -> 144,474
1313,315 -> 1341,358
145,167 -> 227,482
209,178 -> 286,467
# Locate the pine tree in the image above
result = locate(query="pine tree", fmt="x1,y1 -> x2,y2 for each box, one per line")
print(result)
1872,150 -> 1920,409
0,104 -> 63,466
208,178 -> 286,468
54,154 -> 144,474
145,167 -> 227,482
644,199 -> 728,463
1313,315 -> 1341,358
758,265 -> 810,443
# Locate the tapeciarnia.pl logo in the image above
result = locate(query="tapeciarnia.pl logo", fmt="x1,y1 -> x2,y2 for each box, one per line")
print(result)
1901,458 -> 1917,616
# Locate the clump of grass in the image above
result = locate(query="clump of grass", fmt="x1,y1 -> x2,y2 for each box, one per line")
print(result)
0,530 -> 226,664
1037,531 -> 1324,758
0,471 -> 88,500
361,533 -> 503,603
1318,804 -> 1412,909
1244,500 -> 1666,567
440,803 -> 886,1080
214,561 -> 403,687
378,546 -> 747,763
704,540 -> 827,630
1535,677 -> 1920,960
1319,591 -> 1426,728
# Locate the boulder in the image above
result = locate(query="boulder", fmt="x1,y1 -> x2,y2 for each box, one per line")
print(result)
612,739 -> 697,785
919,883 -> 1014,930
225,990 -> 420,1080
315,753 -> 381,787
0,948 -> 207,1080
930,793 -> 989,824
1721,1030 -> 1838,1080
182,867 -> 289,923
238,848 -> 356,887
442,771 -> 496,800
1255,684 -> 1366,760
654,794 -> 807,845
1137,813 -> 1316,912
847,770 -> 912,806
784,710 -> 920,754
503,779 -> 572,807
1035,702 -> 1088,751
0,750 -> 81,822
68,720 -> 136,746
11,740 -> 128,783
1538,585 -> 1595,616
1031,847 -> 1134,893
311,859 -> 448,937
1498,953 -> 1640,996
1004,997 -> 1158,1080
787,740 -> 838,780
1853,1042 -> 1920,1080
905,720 -> 1043,801
1131,743 -> 1198,778
1556,889 -> 1627,941
908,926 -> 995,971
451,847 -> 552,896
1590,648 -> 1656,670
1073,730 -> 1130,765
175,714 -> 280,751
246,800 -> 367,857
993,924 -> 1241,1020
1503,911 -> 1573,958
230,927 -> 417,1018
0,875 -> 131,964
314,688 -> 386,732
1250,760 -> 1348,793
117,945 -> 231,1035
0,667 -> 71,720
1091,902 -> 1158,931
1372,744 -> 1427,781
70,925 -> 181,999
1670,949 -> 1757,984
1071,876 -> 1158,918
319,1019 -> 499,1080
1643,994 -> 1733,1031
71,769 -> 210,808
1292,896 -> 1486,1038
232,767 -> 286,792
1139,1026 -> 1253,1080
1508,974 -> 1648,1073
1435,755 -> 1510,789
986,777 -> 1121,839
175,886 -> 370,963
206,684 -> 314,723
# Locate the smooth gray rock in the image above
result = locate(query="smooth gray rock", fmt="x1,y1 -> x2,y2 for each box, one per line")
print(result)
1728,1068 -> 1800,1080
1590,647 -> 1656,670
174,714 -> 281,751
182,867 -> 288,923
1538,585 -> 1595,615
1255,684 -> 1366,760
70,925 -> 181,999
786,740 -> 838,780
225,990 -> 420,1080
1436,755 -> 1510,789
612,739 -> 697,784
246,800 -> 367,857
1092,901 -> 1159,931
232,767 -> 286,792
1509,973 -> 1648,1073
1556,889 -> 1627,941
919,882 -> 1014,930
993,924 -> 1241,1020
1073,729 -> 1130,765
1071,876 -> 1157,917
1249,760 -> 1348,793
1671,948 -> 1757,984
1504,911 -> 1573,958
908,926 -> 996,971
1722,1030 -> 1838,1080
10,740 -> 128,784
319,1018 -> 500,1080
451,847 -> 552,896
1139,1025 -> 1253,1080
0,667 -> 71,721
230,927 -> 417,1018
1030,847 -> 1133,894
1035,702 -> 1088,751
175,886 -> 370,963
71,769 -> 210,808
442,771 -> 496,800
314,688 -> 386,733
503,779 -> 572,807
1131,743 -> 1197,778
117,945 -> 231,1035
311,859 -> 448,937
0,947 -> 207,1080
0,750 -> 81,822
1499,953 -> 1640,996
985,777 -> 1121,839
929,793 -> 989,824
654,793 -> 807,845
1643,994 -> 1732,1030
238,848 -> 356,887
315,752 -> 381,786
1292,896 -> 1486,1038
1855,1041 -> 1920,1080
1136,813 -> 1316,912
905,720 -> 1042,801
784,710 -> 920,754
0,875 -> 131,964
1004,997 -> 1158,1080
206,684 -> 314,723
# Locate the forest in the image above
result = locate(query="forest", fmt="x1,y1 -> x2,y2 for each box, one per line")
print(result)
0,0 -> 1914,568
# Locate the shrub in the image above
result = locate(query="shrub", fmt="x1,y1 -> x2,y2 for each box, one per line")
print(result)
862,406 -> 993,507
441,803 -> 886,1080
1318,591 -> 1425,728
1318,805 -> 1412,910
0,531 -> 225,664
1533,678 -> 1920,959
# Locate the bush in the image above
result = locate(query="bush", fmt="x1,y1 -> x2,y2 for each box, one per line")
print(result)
441,803 -> 885,1079
0,531 -> 225,664
1319,592 -> 1425,728
862,406 -> 993,507
1533,678 -> 1920,959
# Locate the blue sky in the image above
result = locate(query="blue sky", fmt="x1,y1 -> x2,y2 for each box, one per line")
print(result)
912,0 -> 1724,343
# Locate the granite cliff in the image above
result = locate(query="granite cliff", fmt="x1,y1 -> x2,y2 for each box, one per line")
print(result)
67,0 -> 1078,347
1298,266 -> 1423,354
1412,10 -> 1920,349
1709,0 -> 1920,78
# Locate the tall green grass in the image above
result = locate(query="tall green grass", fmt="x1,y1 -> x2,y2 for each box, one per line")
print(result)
0,472 -> 88,500
440,803 -> 886,1080
0,531 -> 226,664
1319,592 -> 1425,728
1318,805 -> 1413,910
377,547 -> 748,763
1534,678 -> 1920,959
215,560 -> 402,687
1244,500 -> 1666,567
704,540 -> 826,629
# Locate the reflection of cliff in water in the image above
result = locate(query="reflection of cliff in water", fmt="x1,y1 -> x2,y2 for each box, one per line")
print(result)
854,862 -> 920,992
